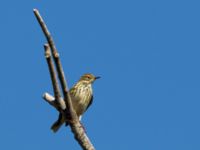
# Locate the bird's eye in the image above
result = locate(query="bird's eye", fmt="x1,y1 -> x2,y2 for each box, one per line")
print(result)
84,76 -> 89,80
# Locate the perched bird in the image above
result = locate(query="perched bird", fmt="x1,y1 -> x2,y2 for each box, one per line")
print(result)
51,73 -> 100,132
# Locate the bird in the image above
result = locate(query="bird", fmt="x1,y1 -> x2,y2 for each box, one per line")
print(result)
51,73 -> 100,132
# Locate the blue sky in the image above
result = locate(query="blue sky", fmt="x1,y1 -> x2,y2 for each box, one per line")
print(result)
0,0 -> 200,149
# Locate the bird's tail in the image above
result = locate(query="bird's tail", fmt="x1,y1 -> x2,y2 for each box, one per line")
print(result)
51,113 -> 65,133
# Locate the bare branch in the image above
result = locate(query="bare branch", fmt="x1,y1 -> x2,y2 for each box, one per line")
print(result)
34,9 -> 95,150
33,8 -> 76,120
44,44 -> 66,110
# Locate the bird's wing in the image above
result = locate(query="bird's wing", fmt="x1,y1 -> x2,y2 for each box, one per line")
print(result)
85,95 -> 93,111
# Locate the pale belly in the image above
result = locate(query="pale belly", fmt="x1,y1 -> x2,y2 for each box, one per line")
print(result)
71,94 -> 91,116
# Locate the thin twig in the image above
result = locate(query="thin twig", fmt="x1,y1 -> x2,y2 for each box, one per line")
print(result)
43,92 -> 57,107
43,92 -> 66,113
34,9 -> 95,150
44,44 -> 66,110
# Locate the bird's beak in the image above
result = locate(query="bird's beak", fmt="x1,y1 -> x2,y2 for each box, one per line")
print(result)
95,76 -> 101,80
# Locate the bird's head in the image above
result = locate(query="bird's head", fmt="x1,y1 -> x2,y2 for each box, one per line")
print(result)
79,73 -> 100,84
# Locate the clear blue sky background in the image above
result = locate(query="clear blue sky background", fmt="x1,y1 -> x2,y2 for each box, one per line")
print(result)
0,0 -> 200,150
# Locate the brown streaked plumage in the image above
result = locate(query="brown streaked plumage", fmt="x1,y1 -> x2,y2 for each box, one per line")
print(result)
51,73 -> 100,132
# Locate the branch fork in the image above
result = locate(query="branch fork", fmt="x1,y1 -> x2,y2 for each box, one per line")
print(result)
33,9 -> 95,150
